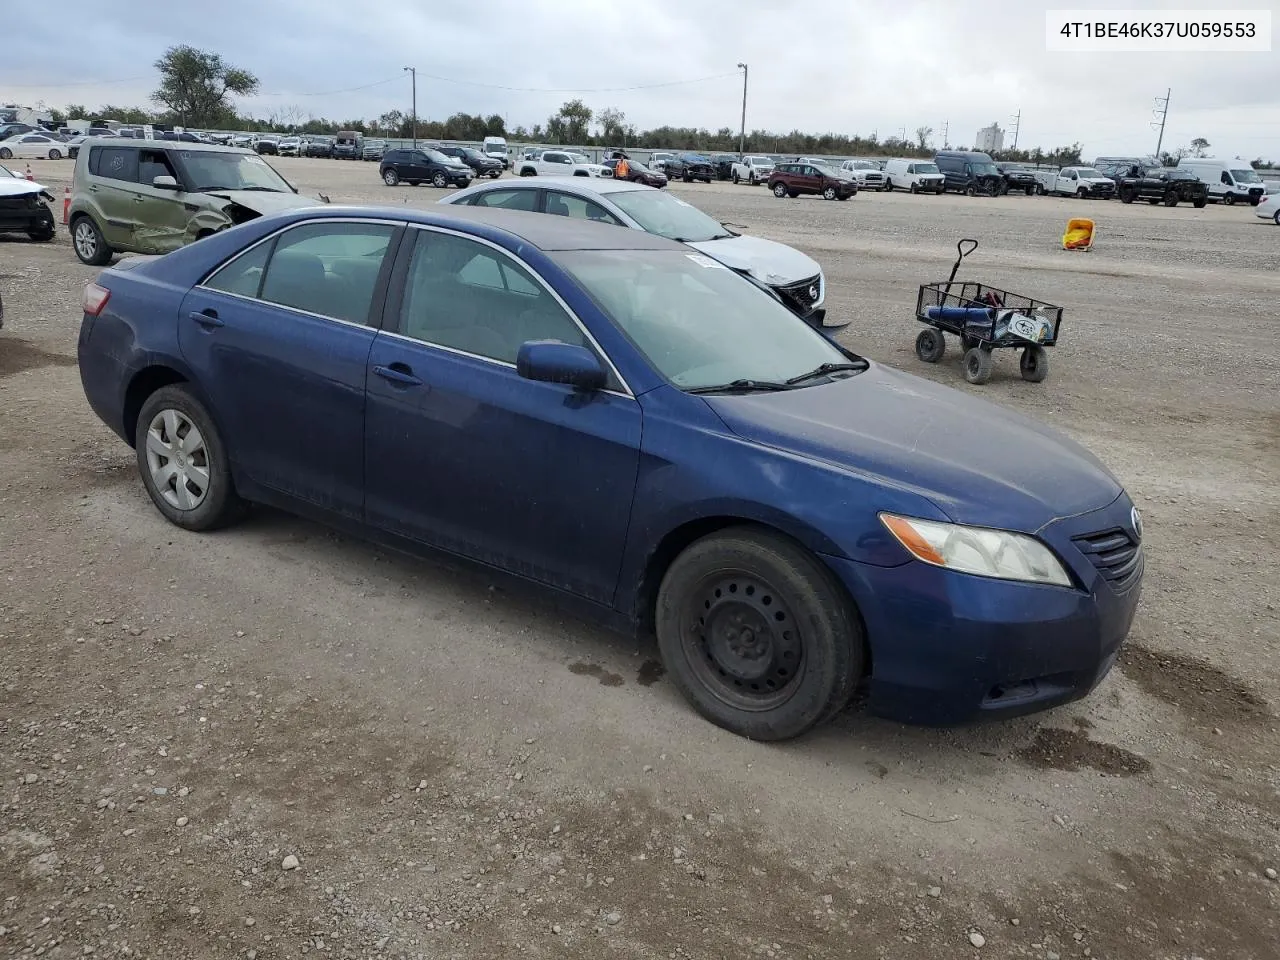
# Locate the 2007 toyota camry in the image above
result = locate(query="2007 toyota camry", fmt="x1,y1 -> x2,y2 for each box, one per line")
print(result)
76,205 -> 1143,741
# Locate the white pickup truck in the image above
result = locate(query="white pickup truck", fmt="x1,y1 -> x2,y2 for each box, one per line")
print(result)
730,155 -> 775,185
1049,166 -> 1117,199
515,149 -> 611,178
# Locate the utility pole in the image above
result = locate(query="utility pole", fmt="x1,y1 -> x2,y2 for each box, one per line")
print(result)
736,63 -> 748,157
1010,109 -> 1021,150
403,66 -> 417,147
941,120 -> 949,149
1152,87 -> 1170,161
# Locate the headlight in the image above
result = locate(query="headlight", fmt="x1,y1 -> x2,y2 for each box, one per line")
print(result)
880,513 -> 1072,587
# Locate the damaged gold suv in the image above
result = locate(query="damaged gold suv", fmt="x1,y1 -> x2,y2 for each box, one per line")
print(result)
68,139 -> 326,265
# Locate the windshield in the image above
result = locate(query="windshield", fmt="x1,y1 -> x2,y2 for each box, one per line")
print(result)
424,149 -> 455,164
607,189 -> 731,243
915,162 -> 939,173
1076,168 -> 1104,178
175,151 -> 294,193
747,156 -> 772,165
971,162 -> 1000,176
851,161 -> 877,169
556,250 -> 850,390
1231,168 -> 1261,183
484,144 -> 505,154
567,153 -> 590,163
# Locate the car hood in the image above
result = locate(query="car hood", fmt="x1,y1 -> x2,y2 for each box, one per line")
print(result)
704,363 -> 1122,531
1080,177 -> 1114,186
205,190 -> 323,214
685,234 -> 820,286
0,177 -> 46,196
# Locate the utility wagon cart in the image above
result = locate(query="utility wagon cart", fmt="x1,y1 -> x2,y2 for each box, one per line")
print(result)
913,239 -> 1063,385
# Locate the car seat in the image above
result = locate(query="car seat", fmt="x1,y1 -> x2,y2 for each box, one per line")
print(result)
261,250 -> 330,317
545,195 -> 571,217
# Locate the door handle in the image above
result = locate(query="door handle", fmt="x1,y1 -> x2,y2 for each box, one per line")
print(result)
373,363 -> 423,387
188,309 -> 224,329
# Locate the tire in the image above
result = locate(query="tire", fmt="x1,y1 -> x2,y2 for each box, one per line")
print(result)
732,171 -> 740,184
1019,346 -> 1049,383
519,167 -> 536,177
134,385 -> 246,532
0,148 -> 10,159
964,185 -> 976,197
963,347 -> 994,385
382,168 -> 399,186
48,149 -> 62,160
27,222 -> 54,242
1164,194 -> 1178,207
683,173 -> 692,183
787,191 -> 798,199
1223,193 -> 1236,206
654,527 -> 863,741
1193,199 -> 1207,209
885,180 -> 894,193
71,215 -> 111,266
1024,186 -> 1034,196
908,183 -> 918,194
915,328 -> 945,363
748,173 -> 756,185
822,186 -> 837,201
1120,190 -> 1135,204
431,172 -> 448,188
1035,184 -> 1046,195
1274,209 -> 1280,225
773,183 -> 787,197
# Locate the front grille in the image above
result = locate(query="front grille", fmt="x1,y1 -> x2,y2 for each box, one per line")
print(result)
775,274 -> 822,314
0,195 -> 36,211
1072,528 -> 1142,588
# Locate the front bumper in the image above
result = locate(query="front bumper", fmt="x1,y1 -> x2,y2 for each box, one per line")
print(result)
0,200 -> 54,234
447,172 -> 475,186
825,495 -> 1143,725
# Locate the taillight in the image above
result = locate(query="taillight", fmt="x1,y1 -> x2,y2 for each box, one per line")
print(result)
83,281 -> 110,317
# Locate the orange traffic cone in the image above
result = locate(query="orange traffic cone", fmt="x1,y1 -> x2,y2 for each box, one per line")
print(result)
62,186 -> 71,225
25,164 -> 34,181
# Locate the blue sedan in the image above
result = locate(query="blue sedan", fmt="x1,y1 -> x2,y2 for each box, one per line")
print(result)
76,205 -> 1143,741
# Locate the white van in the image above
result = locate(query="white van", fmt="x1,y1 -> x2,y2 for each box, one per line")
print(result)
883,158 -> 945,194
1176,158 -> 1266,205
482,136 -> 510,169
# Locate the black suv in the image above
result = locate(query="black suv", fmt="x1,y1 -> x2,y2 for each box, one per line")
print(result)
434,145 -> 504,179
379,148 -> 475,188
304,137 -> 334,158
1118,167 -> 1208,208
663,153 -> 714,183
995,163 -> 1039,196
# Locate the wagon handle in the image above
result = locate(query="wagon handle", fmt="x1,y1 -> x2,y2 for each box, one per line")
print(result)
944,239 -> 979,291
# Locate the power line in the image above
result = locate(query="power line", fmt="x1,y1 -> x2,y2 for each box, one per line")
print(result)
2,75 -> 151,89
410,70 -> 740,94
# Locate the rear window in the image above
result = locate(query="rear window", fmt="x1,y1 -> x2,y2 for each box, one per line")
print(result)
90,146 -> 140,183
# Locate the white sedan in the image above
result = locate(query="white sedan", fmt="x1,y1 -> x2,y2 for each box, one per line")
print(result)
1255,192 -> 1279,224
0,133 -> 67,160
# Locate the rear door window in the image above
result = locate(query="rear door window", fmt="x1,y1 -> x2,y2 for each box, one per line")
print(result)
470,189 -> 540,211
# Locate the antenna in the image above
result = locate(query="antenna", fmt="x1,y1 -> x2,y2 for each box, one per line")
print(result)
1152,88 -> 1170,160
1010,110 -> 1021,150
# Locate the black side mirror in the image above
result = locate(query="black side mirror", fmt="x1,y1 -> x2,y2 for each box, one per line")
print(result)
516,341 -> 607,391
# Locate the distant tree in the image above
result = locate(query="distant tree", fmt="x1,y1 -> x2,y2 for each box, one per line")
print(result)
1190,137 -> 1210,157
547,99 -> 592,144
596,107 -> 628,144
152,45 -> 259,128
914,125 -> 934,150
484,114 -> 506,137
64,103 -> 88,120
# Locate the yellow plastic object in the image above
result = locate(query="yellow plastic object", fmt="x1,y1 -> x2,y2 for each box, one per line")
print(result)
1062,217 -> 1095,251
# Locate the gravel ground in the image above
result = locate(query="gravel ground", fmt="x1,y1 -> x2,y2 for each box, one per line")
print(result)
2,157 -> 1278,960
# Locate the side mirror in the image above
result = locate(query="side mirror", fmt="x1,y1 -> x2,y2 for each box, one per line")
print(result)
516,341 -> 607,391
152,175 -> 180,190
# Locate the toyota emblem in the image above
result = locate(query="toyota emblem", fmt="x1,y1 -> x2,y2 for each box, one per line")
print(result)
1130,506 -> 1143,542
807,284 -> 818,300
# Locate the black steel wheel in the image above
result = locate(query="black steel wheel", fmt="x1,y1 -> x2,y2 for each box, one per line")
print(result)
963,346 -> 994,384
915,328 -> 946,363
1020,345 -> 1049,383
655,527 -> 862,741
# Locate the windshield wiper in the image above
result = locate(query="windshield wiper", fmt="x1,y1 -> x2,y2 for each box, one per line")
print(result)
784,361 -> 868,385
235,186 -> 286,192
686,379 -> 793,395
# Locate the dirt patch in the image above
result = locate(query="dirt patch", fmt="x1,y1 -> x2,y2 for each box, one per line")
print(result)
1016,727 -> 1152,776
0,338 -> 77,378
1119,642 -> 1272,727
568,661 -> 624,687
636,659 -> 665,686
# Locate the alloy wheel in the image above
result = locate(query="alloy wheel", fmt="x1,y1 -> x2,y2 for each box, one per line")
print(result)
73,221 -> 97,261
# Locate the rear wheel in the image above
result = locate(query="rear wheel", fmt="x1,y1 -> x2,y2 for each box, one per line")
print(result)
787,190 -> 799,199
1164,193 -> 1179,207
0,148 -> 10,160
963,347 -> 994,385
655,527 -> 863,741
1193,199 -> 1207,209
1223,193 -> 1236,205
1020,345 -> 1049,383
915,328 -> 945,363
885,180 -> 894,192
431,172 -> 448,188
1120,190 -> 1135,204
964,185 -> 976,197
1024,186 -> 1034,196
48,149 -> 62,160
135,385 -> 246,532
71,216 -> 111,266
822,186 -> 837,200
382,168 -> 399,186
519,167 -> 536,177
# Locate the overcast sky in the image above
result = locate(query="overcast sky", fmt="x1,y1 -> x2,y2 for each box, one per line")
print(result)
4,0 -> 1278,159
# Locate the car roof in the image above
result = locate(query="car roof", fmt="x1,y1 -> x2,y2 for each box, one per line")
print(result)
448,177 -> 651,201
82,139 -> 254,156
297,204 -> 682,252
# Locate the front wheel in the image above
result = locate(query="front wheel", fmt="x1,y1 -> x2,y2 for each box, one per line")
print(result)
135,385 -> 246,532
382,168 -> 399,186
1164,194 -> 1179,207
773,183 -> 787,197
915,328 -> 945,363
654,527 -> 863,742
885,181 -> 894,193
1024,186 -> 1034,196
1194,199 -> 1207,209
732,171 -> 740,184
822,186 -> 837,201
1020,345 -> 1049,383
27,222 -> 54,242
431,172 -> 448,188
1035,183 -> 1046,195
0,148 -> 10,159
71,216 -> 112,266
964,185 -> 976,197
1120,190 -> 1135,204
908,183 -> 918,195
519,167 -> 536,177
963,347 -> 994,385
